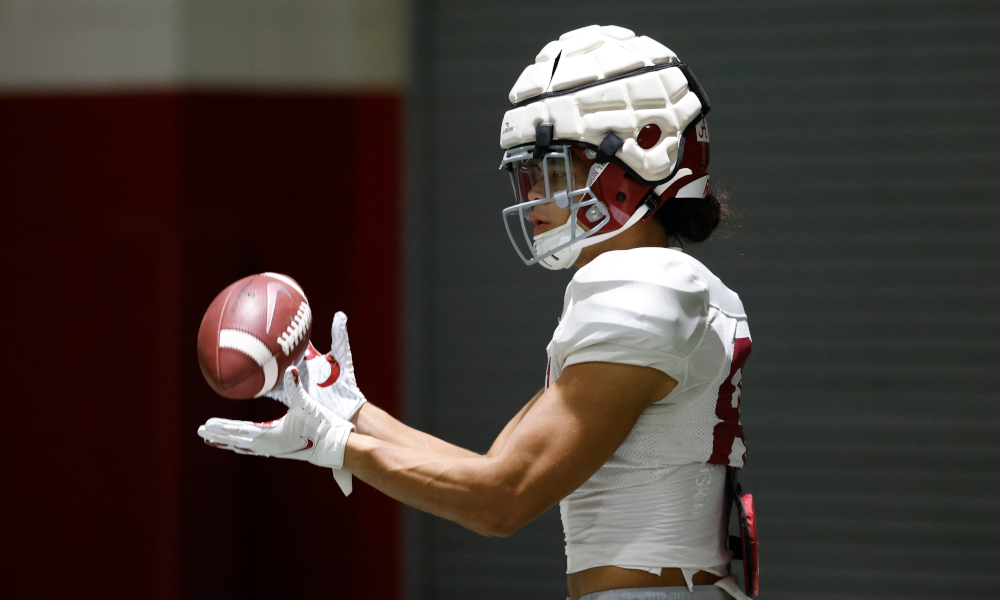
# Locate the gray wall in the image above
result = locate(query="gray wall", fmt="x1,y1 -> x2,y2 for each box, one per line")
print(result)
405,2 -> 1000,599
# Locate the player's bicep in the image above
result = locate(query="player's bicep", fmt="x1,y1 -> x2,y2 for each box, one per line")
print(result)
486,388 -> 544,458
492,362 -> 676,530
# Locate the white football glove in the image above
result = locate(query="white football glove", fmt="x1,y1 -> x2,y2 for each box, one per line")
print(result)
199,365 -> 356,495
267,311 -> 367,422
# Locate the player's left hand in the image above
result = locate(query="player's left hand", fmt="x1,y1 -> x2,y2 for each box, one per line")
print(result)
198,365 -> 356,495
266,311 -> 367,422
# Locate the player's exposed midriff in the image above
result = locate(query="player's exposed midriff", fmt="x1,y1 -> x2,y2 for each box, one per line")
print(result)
567,566 -> 722,600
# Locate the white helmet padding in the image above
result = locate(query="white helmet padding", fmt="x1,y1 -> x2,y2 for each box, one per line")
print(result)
500,25 -> 709,185
498,26 -> 711,270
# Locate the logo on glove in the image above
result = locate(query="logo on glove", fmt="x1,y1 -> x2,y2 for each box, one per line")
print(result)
317,355 -> 342,388
289,437 -> 314,453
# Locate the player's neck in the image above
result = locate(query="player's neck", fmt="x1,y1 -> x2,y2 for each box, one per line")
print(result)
574,219 -> 670,268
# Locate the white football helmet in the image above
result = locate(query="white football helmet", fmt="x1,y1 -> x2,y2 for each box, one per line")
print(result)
499,25 -> 712,269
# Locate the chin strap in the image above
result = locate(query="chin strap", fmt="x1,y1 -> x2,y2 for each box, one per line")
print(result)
534,220 -> 586,270
533,203 -> 652,270
574,203 -> 650,250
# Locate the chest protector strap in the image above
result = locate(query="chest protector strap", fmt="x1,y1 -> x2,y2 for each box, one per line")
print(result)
726,467 -> 759,598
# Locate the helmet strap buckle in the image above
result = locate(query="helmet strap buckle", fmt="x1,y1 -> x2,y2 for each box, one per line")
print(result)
533,123 -> 554,159
595,132 -> 624,164
640,191 -> 661,220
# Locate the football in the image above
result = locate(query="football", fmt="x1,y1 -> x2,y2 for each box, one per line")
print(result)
197,272 -> 313,399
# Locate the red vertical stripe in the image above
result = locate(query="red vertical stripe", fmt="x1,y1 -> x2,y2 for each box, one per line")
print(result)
709,337 -> 751,466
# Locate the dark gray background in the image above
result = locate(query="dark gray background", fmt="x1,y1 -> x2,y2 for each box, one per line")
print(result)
404,2 -> 1000,598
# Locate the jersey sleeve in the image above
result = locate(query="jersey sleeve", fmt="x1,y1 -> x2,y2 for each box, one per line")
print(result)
554,250 -> 711,388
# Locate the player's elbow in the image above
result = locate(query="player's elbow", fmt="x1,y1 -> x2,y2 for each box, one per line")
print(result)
468,491 -> 535,537
487,513 -> 530,537
468,510 -> 524,538
466,518 -> 513,538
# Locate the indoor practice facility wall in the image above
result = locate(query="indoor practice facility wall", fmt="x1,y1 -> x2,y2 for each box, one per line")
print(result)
2,92 -> 403,599
404,2 -> 1000,599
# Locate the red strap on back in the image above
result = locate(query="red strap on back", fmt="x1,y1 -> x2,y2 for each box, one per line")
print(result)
727,467 -> 759,597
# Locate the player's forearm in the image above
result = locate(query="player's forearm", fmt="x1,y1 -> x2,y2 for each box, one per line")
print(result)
344,433 -> 522,536
355,403 -> 480,459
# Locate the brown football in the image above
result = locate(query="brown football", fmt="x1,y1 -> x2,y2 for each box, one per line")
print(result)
197,273 -> 313,399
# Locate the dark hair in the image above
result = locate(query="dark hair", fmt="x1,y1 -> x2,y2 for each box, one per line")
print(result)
653,189 -> 731,244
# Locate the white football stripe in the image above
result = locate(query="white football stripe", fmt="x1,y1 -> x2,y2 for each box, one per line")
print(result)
261,272 -> 306,299
219,329 -> 279,396
256,356 -> 278,398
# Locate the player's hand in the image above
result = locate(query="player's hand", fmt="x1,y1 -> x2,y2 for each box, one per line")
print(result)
267,311 -> 367,421
199,366 -> 356,495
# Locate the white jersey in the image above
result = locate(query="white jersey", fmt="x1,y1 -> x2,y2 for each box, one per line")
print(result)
546,247 -> 751,582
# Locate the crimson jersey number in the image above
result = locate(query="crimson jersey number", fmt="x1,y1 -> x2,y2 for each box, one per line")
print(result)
708,336 -> 751,466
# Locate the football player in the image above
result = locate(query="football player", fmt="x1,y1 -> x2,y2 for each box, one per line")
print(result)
200,25 -> 755,600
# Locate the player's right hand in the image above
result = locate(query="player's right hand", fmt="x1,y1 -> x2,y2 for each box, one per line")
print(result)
200,366 -> 356,495
266,311 -> 368,421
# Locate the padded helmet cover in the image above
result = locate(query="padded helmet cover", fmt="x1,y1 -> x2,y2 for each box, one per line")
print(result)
500,25 -> 709,187
498,25 -> 711,269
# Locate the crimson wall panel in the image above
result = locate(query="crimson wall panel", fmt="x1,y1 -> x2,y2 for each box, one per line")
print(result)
1,93 -> 402,599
